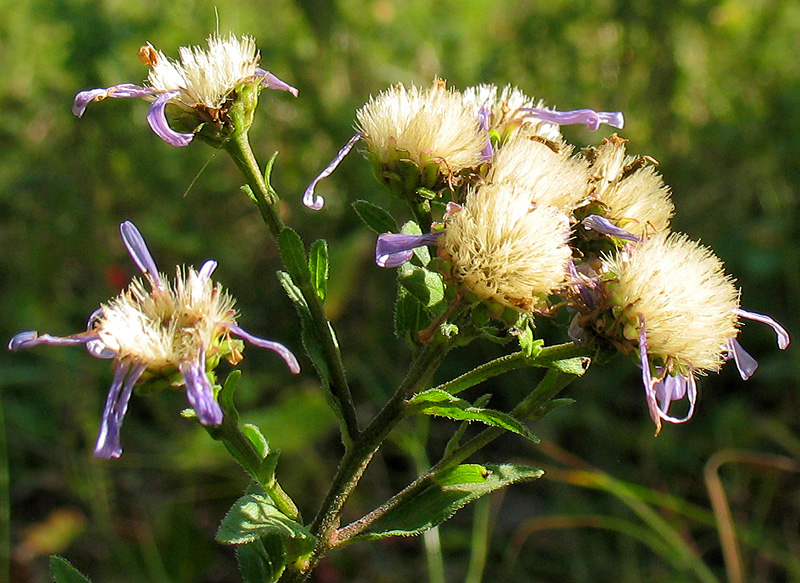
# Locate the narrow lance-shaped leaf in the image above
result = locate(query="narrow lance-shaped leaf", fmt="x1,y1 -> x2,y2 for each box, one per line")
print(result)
352,199 -> 399,235
355,463 -> 544,540
50,557 -> 93,583
308,239 -> 329,302
407,389 -> 539,443
278,228 -> 312,285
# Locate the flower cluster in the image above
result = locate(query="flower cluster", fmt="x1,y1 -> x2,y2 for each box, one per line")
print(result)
9,222 -> 299,458
347,81 -> 788,432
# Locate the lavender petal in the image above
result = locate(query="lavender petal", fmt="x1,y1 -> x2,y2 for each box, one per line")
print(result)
581,215 -> 639,242
94,360 -> 146,459
375,232 -> 442,268
225,324 -> 301,374
520,106 -> 625,131
654,373 -> 696,423
120,221 -> 165,290
178,352 -> 223,426
198,260 -> 218,282
728,337 -> 758,380
255,68 -> 299,97
638,316 -> 662,433
72,83 -> 154,117
8,330 -> 97,351
733,308 -> 790,349
146,91 -> 195,147
303,132 -> 363,210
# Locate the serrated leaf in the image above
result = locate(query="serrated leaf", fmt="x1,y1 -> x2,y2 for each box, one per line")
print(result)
407,389 -> 539,443
217,494 -> 316,555
550,356 -> 591,375
356,463 -> 543,540
352,199 -> 399,234
397,263 -> 445,311
395,286 -> 432,339
308,239 -> 328,302
50,556 -> 92,583
278,228 -> 311,285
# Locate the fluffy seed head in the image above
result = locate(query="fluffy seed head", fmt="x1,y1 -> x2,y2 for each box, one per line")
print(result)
146,33 -> 260,110
603,232 -> 740,373
486,137 -> 590,211
97,267 -> 237,370
585,135 -> 673,238
441,183 -> 572,311
356,80 -> 487,172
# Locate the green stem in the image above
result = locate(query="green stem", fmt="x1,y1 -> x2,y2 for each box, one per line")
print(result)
434,342 -> 591,396
333,366 -> 584,544
224,133 -> 360,444
209,414 -> 299,520
464,496 -> 492,583
281,338 -> 452,582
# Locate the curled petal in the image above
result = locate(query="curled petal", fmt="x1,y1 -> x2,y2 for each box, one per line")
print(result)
638,315 -> 662,434
85,309 -> 115,358
255,68 -> 299,97
8,330 -> 98,351
581,215 -> 639,242
733,308 -> 790,349
520,106 -> 625,131
198,260 -> 218,282
225,324 -> 301,374
73,83 -> 155,117
303,132 -> 363,210
654,373 -> 697,424
94,360 -> 146,459
120,221 -> 165,291
146,91 -> 195,147
376,232 -> 443,268
178,351 -> 223,426
727,338 -> 758,380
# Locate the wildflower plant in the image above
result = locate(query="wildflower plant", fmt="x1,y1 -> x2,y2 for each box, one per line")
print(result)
11,32 -> 791,583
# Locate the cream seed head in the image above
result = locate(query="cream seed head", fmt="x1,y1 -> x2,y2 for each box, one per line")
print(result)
585,135 -> 674,237
485,137 -> 590,211
147,33 -> 260,110
97,267 -> 237,371
441,183 -> 572,311
603,232 -> 740,373
356,80 -> 487,172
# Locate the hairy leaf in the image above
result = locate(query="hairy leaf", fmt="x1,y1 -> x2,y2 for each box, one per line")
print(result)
50,556 -> 93,583
352,199 -> 399,234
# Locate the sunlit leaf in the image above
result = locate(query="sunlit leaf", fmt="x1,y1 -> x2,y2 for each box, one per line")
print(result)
50,556 -> 92,583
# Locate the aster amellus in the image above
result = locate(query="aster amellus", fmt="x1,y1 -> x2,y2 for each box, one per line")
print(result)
580,135 -> 673,241
575,232 -> 789,433
73,33 -> 298,147
304,80 -> 487,210
8,222 -> 300,458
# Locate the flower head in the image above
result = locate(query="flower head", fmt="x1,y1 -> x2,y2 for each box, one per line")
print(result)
582,135 -> 674,239
569,232 -> 789,433
73,33 -> 298,147
9,222 -> 299,458
485,137 -> 590,211
440,183 -> 572,312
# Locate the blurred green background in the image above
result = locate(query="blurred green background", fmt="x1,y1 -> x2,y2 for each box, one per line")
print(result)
2,0 -> 799,581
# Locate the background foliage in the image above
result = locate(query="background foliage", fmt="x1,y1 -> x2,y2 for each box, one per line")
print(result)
1,0 -> 798,581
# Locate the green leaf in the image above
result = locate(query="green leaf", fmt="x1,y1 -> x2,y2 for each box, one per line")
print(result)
356,464 -> 543,540
278,228 -> 311,285
50,556 -> 92,583
218,370 -> 242,416
242,423 -> 269,459
407,389 -> 539,443
236,536 -> 287,583
550,356 -> 591,376
516,321 -> 543,359
308,239 -> 329,302
258,450 -> 281,485
394,286 -> 432,340
217,493 -> 316,556
398,263 -> 445,312
352,199 -> 398,234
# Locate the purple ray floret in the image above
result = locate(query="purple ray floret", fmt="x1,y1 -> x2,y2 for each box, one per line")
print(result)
520,106 -> 625,131
303,132 -> 364,210
146,91 -> 196,147
224,324 -> 301,374
375,231 -> 443,268
94,361 -> 147,459
255,68 -> 299,97
581,215 -> 639,242
120,221 -> 165,289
